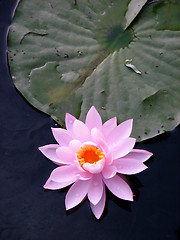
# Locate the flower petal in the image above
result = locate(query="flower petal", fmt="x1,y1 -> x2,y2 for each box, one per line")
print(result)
105,152 -> 113,165
91,128 -> 105,148
83,158 -> 105,174
65,179 -> 90,210
39,144 -> 60,163
51,128 -> 73,146
113,158 -> 148,175
122,149 -> 153,162
69,139 -> 81,152
102,117 -> 117,137
85,106 -> 102,130
102,165 -> 117,179
90,185 -> 106,219
79,171 -> 93,180
88,174 -> 103,205
73,119 -> 91,142
44,178 -> 75,190
111,138 -> 136,159
107,119 -> 133,145
65,113 -> 76,132
56,147 -> 75,164
103,175 -> 133,201
50,165 -> 79,182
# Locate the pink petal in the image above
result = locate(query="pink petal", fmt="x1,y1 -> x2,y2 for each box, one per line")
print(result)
50,165 -> 79,182
102,117 -> 117,137
79,171 -> 93,180
90,185 -> 106,219
111,138 -> 136,159
102,165 -> 117,179
51,128 -> 73,146
91,128 -> 105,147
65,179 -> 90,210
69,139 -> 81,152
88,174 -> 103,205
103,175 -> 133,201
105,152 -> 113,165
113,158 -> 148,175
107,119 -> 133,145
73,119 -> 91,142
56,147 -> 75,164
122,149 -> 153,162
83,158 -> 105,174
98,137 -> 109,155
85,106 -> 102,131
39,144 -> 60,163
44,178 -> 75,190
65,113 -> 76,132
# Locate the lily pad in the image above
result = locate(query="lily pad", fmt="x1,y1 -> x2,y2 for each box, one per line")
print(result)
8,0 -> 180,141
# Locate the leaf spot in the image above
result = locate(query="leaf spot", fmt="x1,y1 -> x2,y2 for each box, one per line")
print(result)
48,2 -> 53,8
125,59 -> 142,75
168,117 -> 174,121
64,53 -> 69,58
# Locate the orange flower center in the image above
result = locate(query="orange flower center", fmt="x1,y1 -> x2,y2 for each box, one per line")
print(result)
76,145 -> 105,167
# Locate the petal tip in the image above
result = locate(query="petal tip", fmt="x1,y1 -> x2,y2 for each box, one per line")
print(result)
143,151 -> 153,162
38,146 -> 43,152
65,200 -> 73,211
94,213 -> 102,220
125,194 -> 134,202
130,118 -> 133,123
128,192 -> 134,202
43,180 -> 50,189
86,106 -> 102,130
144,164 -> 148,169
51,127 -> 56,134
65,204 -> 70,211
51,127 -> 59,132
149,152 -> 153,157
43,184 -> 48,189
90,105 -> 96,110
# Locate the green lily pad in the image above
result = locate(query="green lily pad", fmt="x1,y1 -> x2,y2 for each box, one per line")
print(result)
8,0 -> 180,141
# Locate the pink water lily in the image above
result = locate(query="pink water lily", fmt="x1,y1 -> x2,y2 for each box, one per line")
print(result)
39,106 -> 152,219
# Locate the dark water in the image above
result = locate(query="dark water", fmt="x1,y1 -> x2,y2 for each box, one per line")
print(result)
0,1 -> 179,240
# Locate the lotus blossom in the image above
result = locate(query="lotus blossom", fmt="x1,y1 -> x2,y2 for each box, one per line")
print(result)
39,106 -> 152,219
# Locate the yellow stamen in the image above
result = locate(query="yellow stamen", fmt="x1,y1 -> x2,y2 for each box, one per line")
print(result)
76,145 -> 105,167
